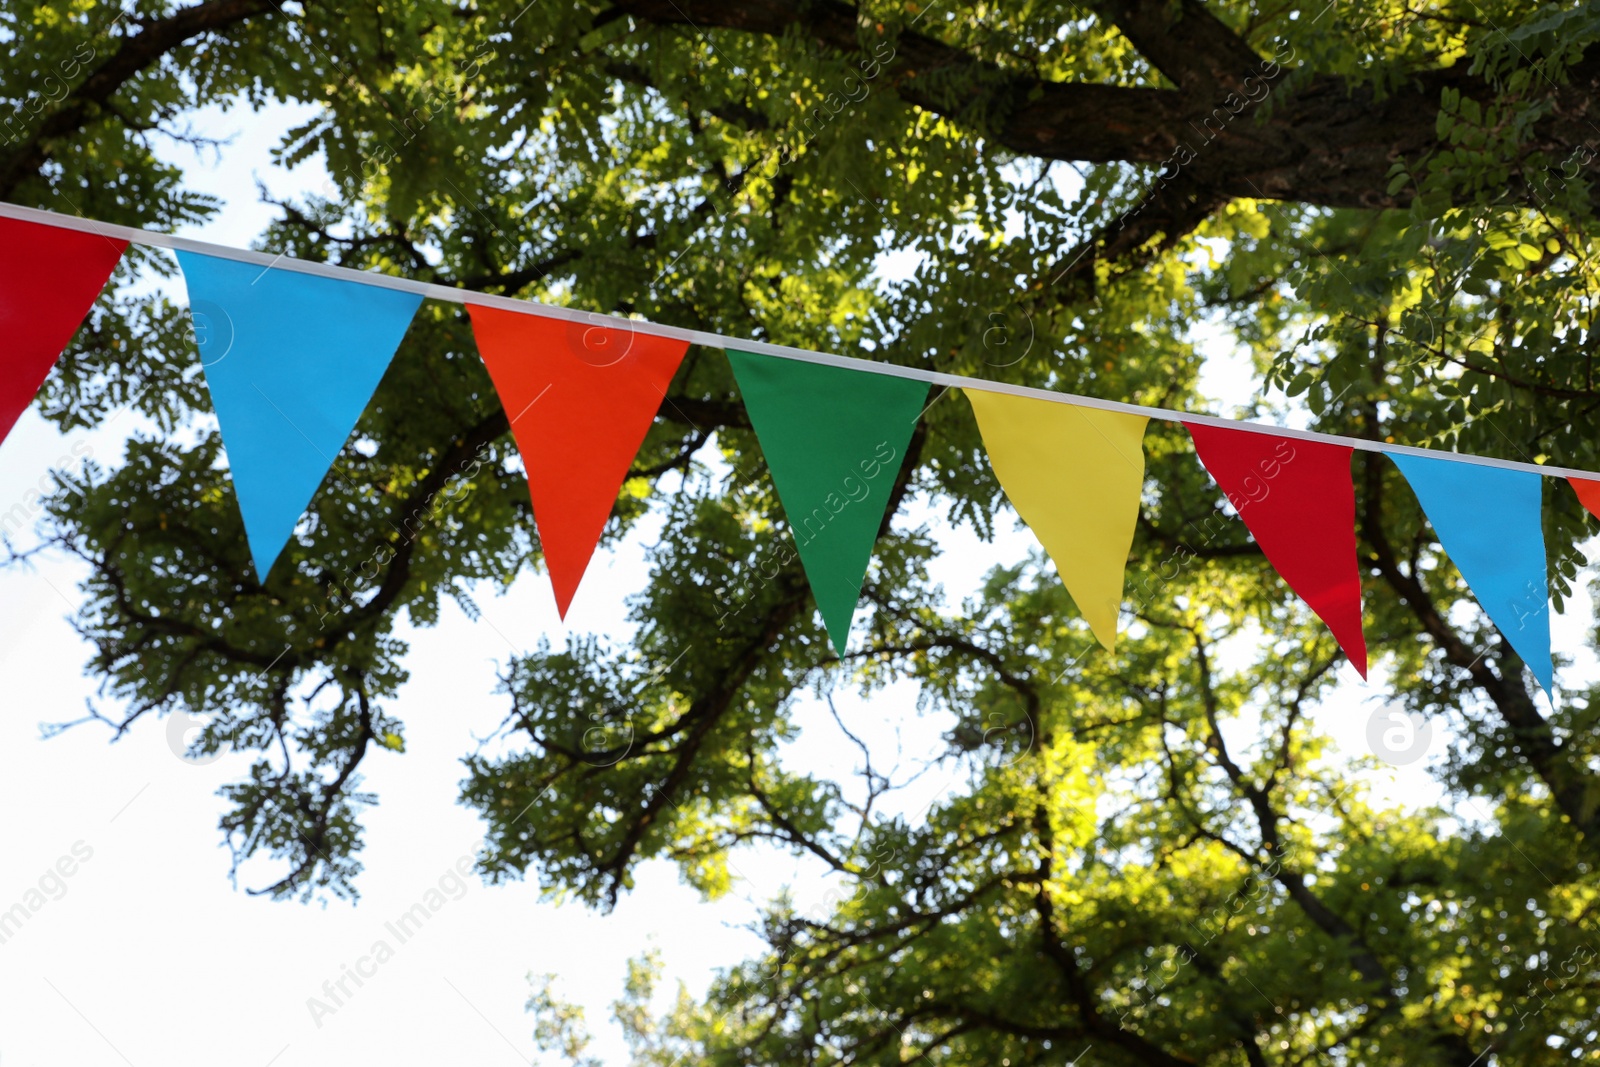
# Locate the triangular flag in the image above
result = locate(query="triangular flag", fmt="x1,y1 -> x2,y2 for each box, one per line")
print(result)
1390,453 -> 1553,693
175,251 -> 422,580
466,306 -> 689,616
965,390 -> 1148,650
726,351 -> 925,654
0,217 -> 127,447
1186,424 -> 1367,677
1569,476 -> 1600,521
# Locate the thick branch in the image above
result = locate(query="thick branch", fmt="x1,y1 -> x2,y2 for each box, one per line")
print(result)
612,0 -> 1600,214
1092,0 -> 1267,96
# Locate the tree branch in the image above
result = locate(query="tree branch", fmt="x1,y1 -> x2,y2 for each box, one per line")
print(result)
0,0 -> 282,197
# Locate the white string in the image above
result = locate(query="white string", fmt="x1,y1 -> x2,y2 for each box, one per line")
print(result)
5,198 -> 1597,482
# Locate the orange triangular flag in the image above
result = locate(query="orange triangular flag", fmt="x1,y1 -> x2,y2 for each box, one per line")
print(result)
467,307 -> 688,615
1570,477 -> 1600,521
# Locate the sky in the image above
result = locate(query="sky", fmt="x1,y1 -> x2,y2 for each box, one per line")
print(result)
0,99 -> 1595,1067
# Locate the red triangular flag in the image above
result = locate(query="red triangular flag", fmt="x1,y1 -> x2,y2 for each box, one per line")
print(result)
1569,477 -> 1600,521
0,217 -> 127,446
1186,423 -> 1368,677
466,306 -> 688,616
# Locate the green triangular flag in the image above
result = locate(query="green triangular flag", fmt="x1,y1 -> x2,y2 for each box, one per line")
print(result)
727,350 -> 926,654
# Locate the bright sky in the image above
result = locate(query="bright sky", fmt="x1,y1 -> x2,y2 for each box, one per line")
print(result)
0,100 -> 1593,1067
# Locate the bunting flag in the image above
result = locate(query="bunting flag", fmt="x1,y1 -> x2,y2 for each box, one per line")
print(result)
4,203 -> 1598,692
726,351 -> 925,654
1390,453 -> 1554,693
175,251 -> 423,580
0,217 -> 127,448
1569,476 -> 1600,522
966,390 -> 1148,650
467,306 -> 689,616
1187,424 -> 1368,676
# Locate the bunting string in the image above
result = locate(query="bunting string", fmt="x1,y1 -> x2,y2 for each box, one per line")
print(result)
0,198 -> 1588,695
3,199 -> 1597,484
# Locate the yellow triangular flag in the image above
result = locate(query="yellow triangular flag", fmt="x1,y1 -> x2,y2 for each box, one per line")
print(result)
966,389 -> 1149,650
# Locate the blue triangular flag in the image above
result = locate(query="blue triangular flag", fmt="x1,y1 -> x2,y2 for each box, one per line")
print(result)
1389,453 -> 1554,694
176,251 -> 422,579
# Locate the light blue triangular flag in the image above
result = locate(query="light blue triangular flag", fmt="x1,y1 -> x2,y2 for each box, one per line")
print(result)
1389,453 -> 1554,694
176,251 -> 422,580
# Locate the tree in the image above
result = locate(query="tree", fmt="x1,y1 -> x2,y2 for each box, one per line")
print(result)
4,0 -> 1600,1062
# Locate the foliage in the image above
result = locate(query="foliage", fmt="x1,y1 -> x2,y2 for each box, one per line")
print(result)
3,0 -> 1600,1062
